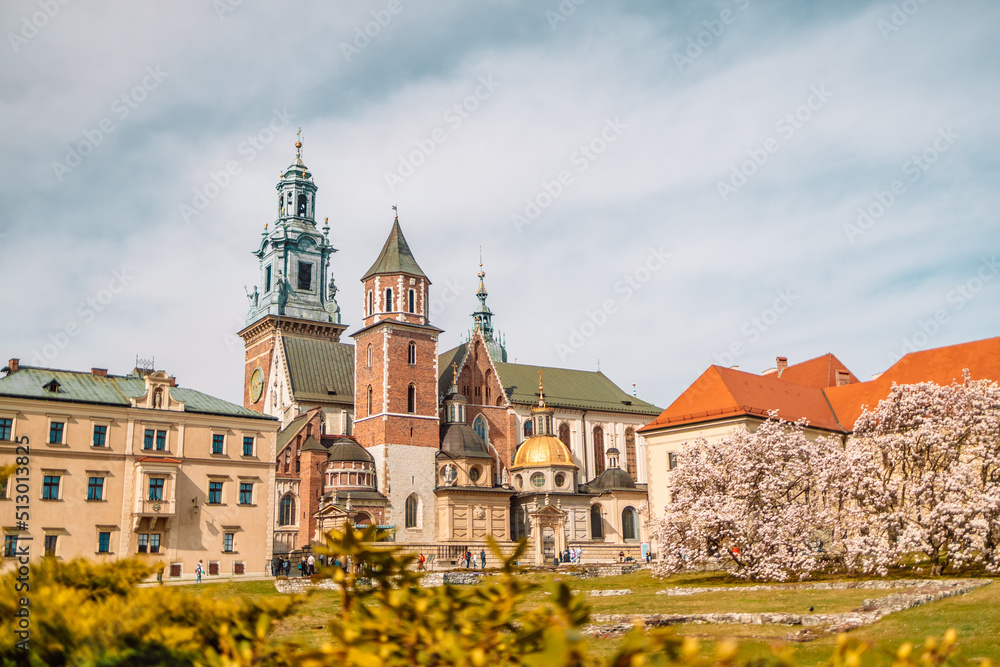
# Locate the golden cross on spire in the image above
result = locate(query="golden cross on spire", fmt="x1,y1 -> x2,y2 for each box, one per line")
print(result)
295,128 -> 303,163
538,370 -> 545,407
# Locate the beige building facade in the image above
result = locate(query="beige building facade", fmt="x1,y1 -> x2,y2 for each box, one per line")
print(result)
0,360 -> 279,580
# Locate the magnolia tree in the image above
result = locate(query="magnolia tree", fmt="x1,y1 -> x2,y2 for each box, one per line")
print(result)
649,415 -> 844,581
846,373 -> 1000,575
651,373 -> 1000,581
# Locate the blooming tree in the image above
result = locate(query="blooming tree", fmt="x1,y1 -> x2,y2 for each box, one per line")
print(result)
846,372 -> 1000,575
649,414 -> 843,581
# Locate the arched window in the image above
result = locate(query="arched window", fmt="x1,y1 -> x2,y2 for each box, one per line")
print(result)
590,505 -> 604,539
558,423 -> 570,448
385,288 -> 393,311
622,507 -> 637,541
473,415 -> 487,444
407,341 -> 416,364
407,384 -> 416,413
368,291 -> 373,316
367,344 -> 373,368
593,426 -> 605,476
523,420 -> 533,437
449,405 -> 456,422
408,289 -> 415,313
297,194 -> 307,217
405,494 -> 419,528
484,370 -> 493,401
354,512 -> 372,527
367,385 -> 373,416
279,495 -> 296,526
625,427 -> 637,477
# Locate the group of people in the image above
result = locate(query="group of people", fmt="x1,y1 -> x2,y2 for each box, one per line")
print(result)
462,549 -> 488,569
558,547 -> 584,565
270,554 -> 319,577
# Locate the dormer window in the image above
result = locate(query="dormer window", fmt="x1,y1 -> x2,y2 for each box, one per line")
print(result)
43,379 -> 60,393
297,262 -> 313,291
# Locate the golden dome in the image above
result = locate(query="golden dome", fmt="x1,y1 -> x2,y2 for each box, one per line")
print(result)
511,435 -> 577,470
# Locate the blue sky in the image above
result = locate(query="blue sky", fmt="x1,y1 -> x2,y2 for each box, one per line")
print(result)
1,0 -> 998,410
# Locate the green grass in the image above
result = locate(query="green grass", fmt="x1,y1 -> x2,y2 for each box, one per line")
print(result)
179,569 -> 1000,663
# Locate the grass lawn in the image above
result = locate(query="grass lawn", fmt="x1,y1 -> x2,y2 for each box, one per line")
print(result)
183,569 -> 1000,663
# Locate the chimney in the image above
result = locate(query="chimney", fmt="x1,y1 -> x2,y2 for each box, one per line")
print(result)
91,368 -> 108,377
836,369 -> 851,386
8,359 -> 19,373
776,357 -> 788,376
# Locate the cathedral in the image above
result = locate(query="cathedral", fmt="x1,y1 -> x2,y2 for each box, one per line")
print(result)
239,141 -> 660,564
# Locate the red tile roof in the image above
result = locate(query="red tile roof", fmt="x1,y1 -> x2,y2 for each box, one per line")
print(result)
639,337 -> 1000,435
638,365 -> 843,433
776,353 -> 859,388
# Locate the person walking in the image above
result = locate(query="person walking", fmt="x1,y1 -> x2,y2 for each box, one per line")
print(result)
307,554 -> 316,575
464,550 -> 471,569
479,549 -> 486,570
283,558 -> 290,576
195,560 -> 203,584
418,553 -> 426,571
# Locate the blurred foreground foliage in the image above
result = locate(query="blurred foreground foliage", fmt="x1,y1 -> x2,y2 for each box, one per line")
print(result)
0,526 -> 988,667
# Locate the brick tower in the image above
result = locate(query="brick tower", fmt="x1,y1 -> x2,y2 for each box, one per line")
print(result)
352,212 -> 441,541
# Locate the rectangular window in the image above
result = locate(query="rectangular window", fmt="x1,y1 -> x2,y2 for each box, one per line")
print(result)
3,535 -> 17,557
148,477 -> 164,501
264,265 -> 272,293
242,436 -> 254,457
156,430 -> 166,451
42,475 -> 60,500
143,429 -> 154,449
668,452 -> 678,470
223,532 -> 234,553
0,418 -> 11,441
93,425 -> 107,447
87,476 -> 104,501
44,535 -> 57,556
0,477 -> 7,499
212,434 -> 225,455
297,261 -> 312,291
138,533 -> 149,553
98,531 -> 111,553
239,483 -> 253,505
208,482 -> 222,505
150,534 -> 161,554
49,422 -> 64,444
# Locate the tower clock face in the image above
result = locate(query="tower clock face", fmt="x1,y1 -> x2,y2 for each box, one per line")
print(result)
249,367 -> 264,403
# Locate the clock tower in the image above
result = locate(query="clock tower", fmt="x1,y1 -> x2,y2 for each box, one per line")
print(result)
238,138 -> 355,432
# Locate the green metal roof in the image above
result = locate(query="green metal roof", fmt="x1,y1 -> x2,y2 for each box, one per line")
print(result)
438,343 -> 468,396
361,218 -> 427,281
435,348 -> 660,417
0,367 -> 274,420
277,412 -> 311,451
492,362 -> 660,416
283,337 -> 355,405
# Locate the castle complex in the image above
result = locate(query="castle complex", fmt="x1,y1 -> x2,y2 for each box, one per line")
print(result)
239,141 -> 659,563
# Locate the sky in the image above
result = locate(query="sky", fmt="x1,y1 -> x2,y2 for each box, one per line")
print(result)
1,0 -> 998,412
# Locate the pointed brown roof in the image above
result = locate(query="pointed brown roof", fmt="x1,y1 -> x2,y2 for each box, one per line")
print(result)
361,218 -> 427,281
